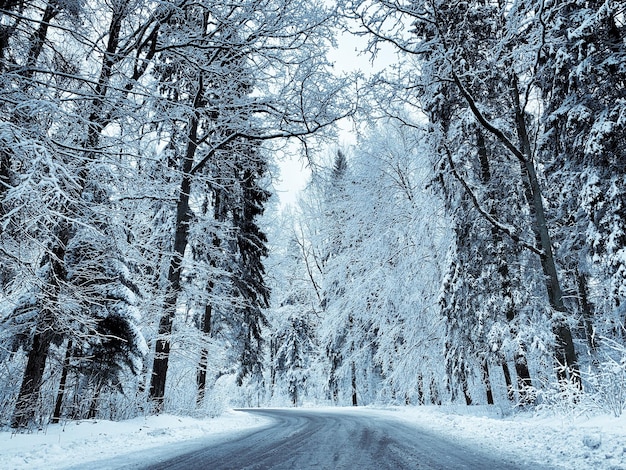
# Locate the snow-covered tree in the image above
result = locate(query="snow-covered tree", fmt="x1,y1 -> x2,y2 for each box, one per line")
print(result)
146,0 -> 351,411
341,0 -> 582,400
4,0 -> 157,428
537,0 -> 626,350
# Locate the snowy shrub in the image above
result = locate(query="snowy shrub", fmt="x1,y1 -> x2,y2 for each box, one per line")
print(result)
533,339 -> 626,418
533,370 -> 591,418
585,339 -> 626,418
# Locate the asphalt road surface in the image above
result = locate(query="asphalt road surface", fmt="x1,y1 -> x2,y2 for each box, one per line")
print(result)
132,408 -> 544,470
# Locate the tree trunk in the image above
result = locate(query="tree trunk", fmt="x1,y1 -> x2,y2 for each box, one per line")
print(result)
430,377 -> 441,405
351,361 -> 357,406
454,70 -> 580,385
87,381 -> 102,420
196,303 -> 212,408
269,338 -> 276,398
11,330 -> 52,428
515,354 -> 533,405
12,223 -> 69,428
481,359 -> 494,405
149,108 -> 200,411
576,269 -> 597,352
502,362 -> 514,401
462,379 -> 472,406
417,374 -> 424,405
513,89 -> 579,383
51,339 -> 73,424
477,129 -> 534,403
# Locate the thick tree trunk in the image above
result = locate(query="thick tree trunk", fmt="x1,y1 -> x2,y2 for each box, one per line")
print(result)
12,223 -> 69,428
502,362 -> 514,401
11,330 -> 52,428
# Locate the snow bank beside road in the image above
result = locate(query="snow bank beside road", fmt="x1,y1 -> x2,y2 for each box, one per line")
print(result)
366,406 -> 626,470
0,410 -> 272,470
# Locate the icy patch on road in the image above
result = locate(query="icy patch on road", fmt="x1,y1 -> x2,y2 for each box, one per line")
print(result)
0,410 -> 272,470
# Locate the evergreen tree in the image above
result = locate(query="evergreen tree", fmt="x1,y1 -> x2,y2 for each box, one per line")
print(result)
275,314 -> 316,405
232,150 -> 272,386
537,0 -> 626,350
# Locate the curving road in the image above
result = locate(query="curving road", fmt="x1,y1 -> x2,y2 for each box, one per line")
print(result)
134,408 -> 544,470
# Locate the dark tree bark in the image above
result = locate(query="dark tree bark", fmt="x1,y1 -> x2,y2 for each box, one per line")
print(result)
11,224 -> 69,428
196,303 -> 212,408
149,109 -> 199,411
481,360 -> 494,405
351,361 -> 357,406
51,339 -> 73,424
576,270 -> 597,352
510,78 -> 579,384
11,330 -> 52,428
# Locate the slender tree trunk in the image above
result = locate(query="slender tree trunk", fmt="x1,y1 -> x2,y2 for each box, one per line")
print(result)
22,1 -> 58,79
454,70 -> 580,385
502,362 -> 514,401
417,374 -> 424,405
351,361 -> 357,406
462,380 -> 472,406
576,269 -> 597,352
513,99 -> 579,383
196,303 -> 212,408
430,377 -> 441,405
269,338 -> 276,398
87,382 -> 102,420
482,359 -> 494,405
327,349 -> 340,404
515,354 -> 533,405
149,106 -> 200,411
52,339 -> 73,424
477,129 -> 534,403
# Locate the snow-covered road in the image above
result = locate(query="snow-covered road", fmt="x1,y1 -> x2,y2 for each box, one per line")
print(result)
114,409 -> 541,470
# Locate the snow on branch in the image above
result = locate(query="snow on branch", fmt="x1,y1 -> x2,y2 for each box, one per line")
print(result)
443,145 -> 542,256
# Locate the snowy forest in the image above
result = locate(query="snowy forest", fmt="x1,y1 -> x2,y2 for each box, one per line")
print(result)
0,0 -> 625,430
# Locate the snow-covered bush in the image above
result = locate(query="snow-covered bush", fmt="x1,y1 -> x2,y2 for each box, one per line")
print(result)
585,339 -> 626,418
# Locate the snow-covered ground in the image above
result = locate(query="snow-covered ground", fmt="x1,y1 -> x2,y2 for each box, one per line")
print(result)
1,406 -> 625,469
0,410 -> 273,470
368,406 -> 626,470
